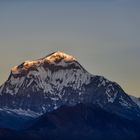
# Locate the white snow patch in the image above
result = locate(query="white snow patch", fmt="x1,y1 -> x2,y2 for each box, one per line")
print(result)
1,108 -> 42,118
119,96 -> 130,108
51,97 -> 59,101
107,92 -> 117,103
105,84 -> 117,103
6,76 -> 25,95
98,77 -> 109,87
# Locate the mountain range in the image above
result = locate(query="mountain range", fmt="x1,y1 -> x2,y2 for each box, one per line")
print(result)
0,51 -> 140,140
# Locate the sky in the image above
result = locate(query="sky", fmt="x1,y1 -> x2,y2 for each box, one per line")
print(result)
0,0 -> 140,96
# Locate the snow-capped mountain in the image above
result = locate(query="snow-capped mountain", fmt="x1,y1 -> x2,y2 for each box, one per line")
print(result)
0,51 -> 140,120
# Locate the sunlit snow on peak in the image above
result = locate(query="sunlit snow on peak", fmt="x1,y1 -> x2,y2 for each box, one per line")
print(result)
46,51 -> 76,63
11,51 -> 77,75
23,60 -> 41,69
11,60 -> 41,74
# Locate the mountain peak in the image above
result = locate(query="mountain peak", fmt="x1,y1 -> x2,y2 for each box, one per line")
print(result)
6,51 -> 91,101
11,51 -> 76,75
46,51 -> 76,63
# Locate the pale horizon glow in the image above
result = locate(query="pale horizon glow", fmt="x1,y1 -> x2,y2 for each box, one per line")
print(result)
0,0 -> 140,97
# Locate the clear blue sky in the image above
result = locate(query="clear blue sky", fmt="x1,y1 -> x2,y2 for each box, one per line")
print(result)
0,0 -> 140,96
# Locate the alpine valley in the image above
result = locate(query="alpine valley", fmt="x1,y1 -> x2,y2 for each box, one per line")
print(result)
0,51 -> 140,140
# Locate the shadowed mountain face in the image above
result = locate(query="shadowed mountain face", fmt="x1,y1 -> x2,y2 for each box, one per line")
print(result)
0,51 -> 140,140
0,104 -> 140,140
26,104 -> 140,140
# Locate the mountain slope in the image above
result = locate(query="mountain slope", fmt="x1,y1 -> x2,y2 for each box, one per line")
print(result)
0,109 -> 34,130
3,104 -> 139,140
0,51 -> 139,121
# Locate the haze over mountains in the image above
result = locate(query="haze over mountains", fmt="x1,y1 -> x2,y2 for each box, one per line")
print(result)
0,51 -> 140,140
